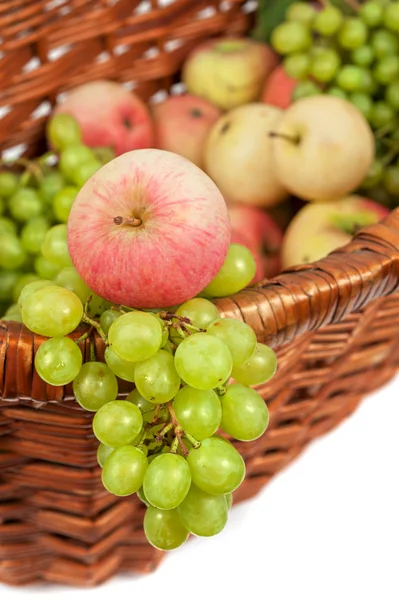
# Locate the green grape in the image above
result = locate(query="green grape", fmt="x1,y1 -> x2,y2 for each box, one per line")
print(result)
70,160 -> 102,187
0,271 -> 20,303
231,343 -> 277,386
203,244 -> 256,298
35,336 -> 83,386
143,453 -> 191,510
337,18 -> 368,50
34,255 -> 60,279
174,333 -> 232,391
0,217 -> 17,236
292,80 -> 322,101
370,101 -> 395,128
359,1 -> 383,27
39,171 -> 66,205
59,145 -> 97,180
286,2 -> 315,25
349,93 -> 373,119
386,82 -> 399,111
53,186 -> 78,222
0,234 -> 27,271
309,49 -> 341,83
73,361 -> 118,412
153,314 -> 169,347
362,160 -> 383,189
175,298 -> 220,330
108,311 -> 162,362
100,309 -> 122,335
125,388 -> 157,422
206,318 -> 256,365
136,486 -> 150,506
336,65 -> 368,92
0,172 -> 19,198
9,188 -> 43,222
351,46 -> 375,67
21,285 -> 83,337
47,113 -> 82,150
93,400 -> 143,447
220,383 -> 269,442
312,5 -> 343,36
12,273 -> 40,303
93,147 -> 115,165
144,506 -> 188,551
270,21 -> 312,55
360,69 -> 376,94
327,87 -> 348,100
177,484 -> 228,537
54,266 -> 91,304
187,436 -> 245,495
383,167 -> 399,196
173,386 -> 222,441
371,29 -> 399,58
104,346 -> 136,383
374,56 -> 399,84
135,349 -> 181,404
97,443 -> 114,468
225,492 -> 233,511
20,216 -> 51,255
41,224 -> 73,268
102,445 -> 148,496
283,53 -> 310,80
17,279 -> 53,310
383,2 -> 399,33
85,293 -> 111,318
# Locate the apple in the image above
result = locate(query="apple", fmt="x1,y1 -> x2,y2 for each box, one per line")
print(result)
228,204 -> 283,278
281,195 -> 389,269
204,103 -> 288,207
182,37 -> 278,111
261,65 -> 297,109
53,80 -> 154,156
270,96 -> 375,202
152,94 -> 221,169
67,149 -> 231,308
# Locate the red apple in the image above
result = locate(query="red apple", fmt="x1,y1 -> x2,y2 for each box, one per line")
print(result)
261,65 -> 297,109
54,81 -> 154,155
152,94 -> 221,169
282,195 -> 389,269
67,149 -> 231,308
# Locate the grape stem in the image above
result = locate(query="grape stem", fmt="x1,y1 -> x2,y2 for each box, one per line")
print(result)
89,340 -> 96,362
375,122 -> 397,139
0,157 -> 43,184
183,431 -> 201,450
216,385 -> 227,396
339,0 -> 360,11
151,404 -> 161,423
155,421 -> 174,442
74,327 -> 93,345
167,402 -> 190,457
81,314 -> 108,343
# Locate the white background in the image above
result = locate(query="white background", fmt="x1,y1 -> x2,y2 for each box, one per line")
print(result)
1,375 -> 398,600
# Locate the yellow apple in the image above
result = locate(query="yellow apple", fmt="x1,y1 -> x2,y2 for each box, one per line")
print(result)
270,96 -> 375,202
182,37 -> 278,111
204,103 -> 288,207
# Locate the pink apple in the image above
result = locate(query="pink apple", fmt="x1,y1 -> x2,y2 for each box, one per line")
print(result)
261,65 -> 297,109
54,80 -> 154,155
67,149 -> 231,308
228,204 -> 283,255
282,195 -> 389,269
152,94 -> 221,169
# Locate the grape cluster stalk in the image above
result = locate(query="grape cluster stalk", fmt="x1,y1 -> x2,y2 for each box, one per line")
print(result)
270,0 -> 399,206
0,113 -> 278,551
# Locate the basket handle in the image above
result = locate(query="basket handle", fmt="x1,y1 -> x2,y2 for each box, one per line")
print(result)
215,207 -> 399,348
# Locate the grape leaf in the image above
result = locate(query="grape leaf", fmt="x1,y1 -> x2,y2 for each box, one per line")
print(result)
251,0 -> 296,42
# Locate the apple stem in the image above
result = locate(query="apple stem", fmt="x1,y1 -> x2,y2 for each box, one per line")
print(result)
269,131 -> 301,145
113,216 -> 142,227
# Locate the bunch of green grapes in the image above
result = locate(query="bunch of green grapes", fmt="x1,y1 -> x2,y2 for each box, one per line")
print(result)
5,242 -> 277,551
0,113 -> 114,318
270,0 -> 399,205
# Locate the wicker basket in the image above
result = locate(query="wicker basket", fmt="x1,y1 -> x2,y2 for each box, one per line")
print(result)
1,0 -> 399,588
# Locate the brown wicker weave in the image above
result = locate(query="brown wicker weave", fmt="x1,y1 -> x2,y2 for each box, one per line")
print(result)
1,0 -> 399,587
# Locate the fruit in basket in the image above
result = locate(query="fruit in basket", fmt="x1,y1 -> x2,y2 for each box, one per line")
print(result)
281,195 -> 389,268
261,64 -> 297,108
67,149 -> 231,308
230,230 -> 265,283
204,103 -> 288,207
270,96 -> 375,202
182,37 -> 278,110
152,94 -> 221,169
53,80 -> 154,155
